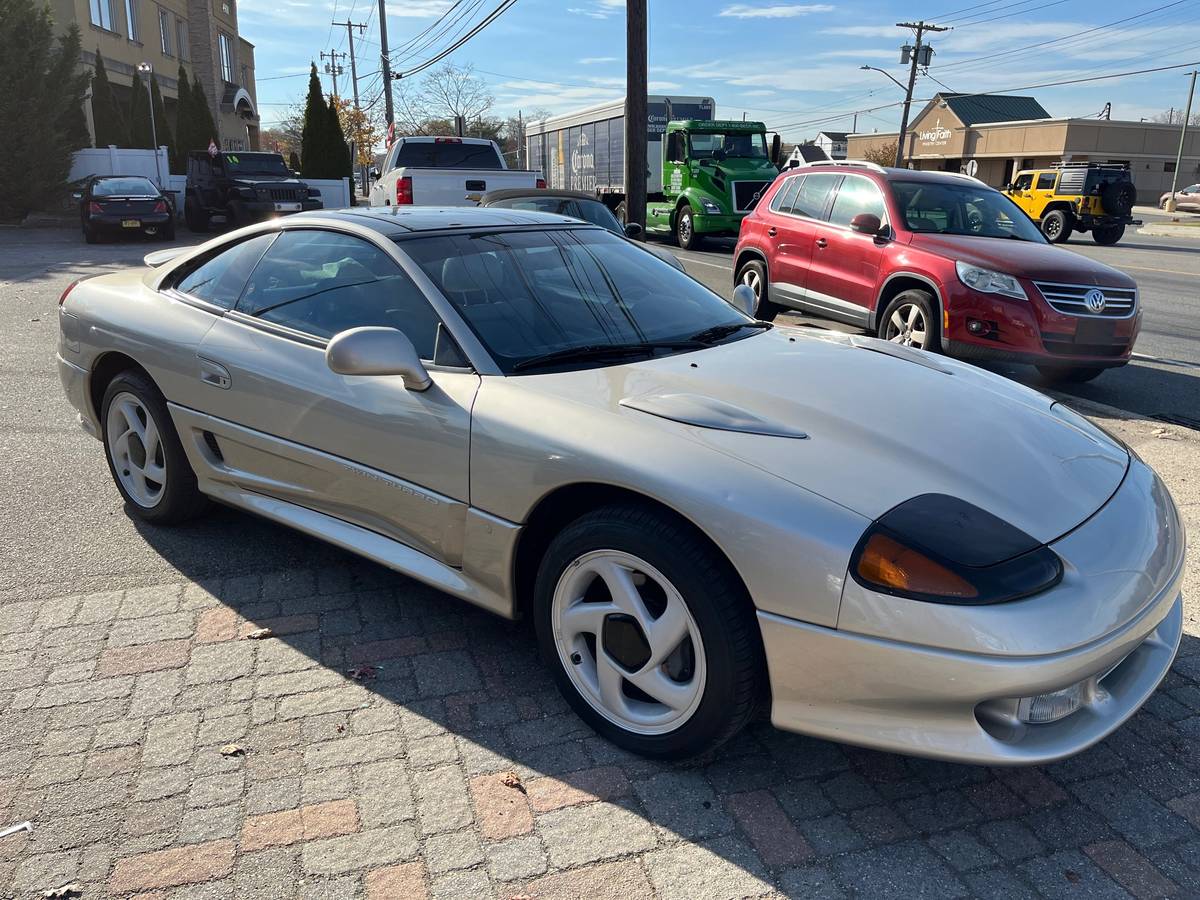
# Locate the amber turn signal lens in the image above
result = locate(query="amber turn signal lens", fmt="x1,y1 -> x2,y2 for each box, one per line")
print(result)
856,533 -> 979,600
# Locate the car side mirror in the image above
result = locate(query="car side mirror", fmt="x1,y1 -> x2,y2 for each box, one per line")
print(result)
849,213 -> 883,235
624,222 -> 643,238
72,191 -> 83,201
326,327 -> 431,391
731,284 -> 757,317
370,167 -> 380,179
1003,183 -> 1014,192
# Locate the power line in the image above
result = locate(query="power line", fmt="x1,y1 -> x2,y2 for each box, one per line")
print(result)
392,0 -> 518,80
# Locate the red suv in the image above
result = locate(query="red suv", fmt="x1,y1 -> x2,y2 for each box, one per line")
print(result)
734,162 -> 1140,383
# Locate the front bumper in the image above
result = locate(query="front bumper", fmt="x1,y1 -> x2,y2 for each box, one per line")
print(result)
692,213 -> 745,236
235,198 -> 323,219
57,353 -> 100,438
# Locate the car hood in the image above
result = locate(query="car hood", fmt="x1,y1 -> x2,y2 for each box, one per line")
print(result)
231,176 -> 306,187
519,326 -> 1128,544
909,233 -> 1136,288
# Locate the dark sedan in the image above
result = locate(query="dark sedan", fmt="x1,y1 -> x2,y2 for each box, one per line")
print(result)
76,176 -> 175,243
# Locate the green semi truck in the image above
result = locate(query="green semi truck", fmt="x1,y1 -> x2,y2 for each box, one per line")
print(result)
524,96 -> 779,249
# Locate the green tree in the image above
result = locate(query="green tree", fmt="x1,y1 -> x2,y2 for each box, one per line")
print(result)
174,64 -> 192,162
149,74 -> 174,168
326,99 -> 351,179
128,69 -> 153,148
300,63 -> 329,179
191,75 -> 218,150
90,50 -> 127,148
0,0 -> 91,222
288,150 -> 301,171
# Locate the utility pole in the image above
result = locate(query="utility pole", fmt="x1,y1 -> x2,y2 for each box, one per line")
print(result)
625,0 -> 647,237
894,20 -> 948,169
1166,70 -> 1198,213
334,20 -> 367,195
516,109 -> 523,169
378,0 -> 395,137
320,49 -> 346,99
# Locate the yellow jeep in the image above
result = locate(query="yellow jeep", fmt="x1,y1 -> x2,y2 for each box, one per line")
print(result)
1004,162 -> 1139,245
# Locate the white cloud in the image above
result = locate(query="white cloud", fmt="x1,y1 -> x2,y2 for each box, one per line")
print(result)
568,0 -> 625,18
719,3 -> 833,18
581,57 -> 618,64
741,89 -> 776,96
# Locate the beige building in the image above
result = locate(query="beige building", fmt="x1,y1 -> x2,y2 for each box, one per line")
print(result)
52,0 -> 261,156
849,93 -> 1200,203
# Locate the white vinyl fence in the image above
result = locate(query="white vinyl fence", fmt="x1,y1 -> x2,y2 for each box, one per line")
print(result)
70,148 -> 354,217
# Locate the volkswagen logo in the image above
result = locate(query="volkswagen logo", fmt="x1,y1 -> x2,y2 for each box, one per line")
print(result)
1084,289 -> 1107,313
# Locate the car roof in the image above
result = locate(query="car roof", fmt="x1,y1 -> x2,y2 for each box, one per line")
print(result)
293,206 -> 598,236
786,164 -> 994,188
479,188 -> 602,204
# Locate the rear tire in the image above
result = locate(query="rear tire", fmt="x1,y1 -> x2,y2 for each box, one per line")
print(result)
735,258 -> 782,322
1037,365 -> 1106,384
100,370 -> 208,525
878,289 -> 941,353
533,504 -> 764,759
1092,223 -> 1124,245
83,221 -> 98,244
1041,209 -> 1072,244
185,199 -> 209,233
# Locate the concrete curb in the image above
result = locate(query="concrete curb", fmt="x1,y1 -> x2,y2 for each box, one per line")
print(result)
1138,223 -> 1200,239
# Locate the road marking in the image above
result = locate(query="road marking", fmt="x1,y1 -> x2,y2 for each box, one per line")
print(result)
1114,264 -> 1196,277
1132,352 -> 1200,370
673,253 -> 733,271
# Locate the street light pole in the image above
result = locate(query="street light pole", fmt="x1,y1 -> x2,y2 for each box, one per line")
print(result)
136,62 -> 162,189
1166,70 -> 1197,214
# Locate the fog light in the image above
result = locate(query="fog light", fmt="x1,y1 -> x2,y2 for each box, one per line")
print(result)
1017,682 -> 1086,724
967,318 -> 990,336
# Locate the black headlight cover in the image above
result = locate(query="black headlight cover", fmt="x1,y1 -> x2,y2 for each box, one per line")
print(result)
849,493 -> 1063,606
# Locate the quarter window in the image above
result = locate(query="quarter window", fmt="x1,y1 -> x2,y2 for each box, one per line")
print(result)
790,173 -> 839,219
89,0 -> 116,30
176,233 -> 276,310
236,231 -> 442,358
828,176 -> 887,228
1036,173 -> 1056,190
769,176 -> 801,213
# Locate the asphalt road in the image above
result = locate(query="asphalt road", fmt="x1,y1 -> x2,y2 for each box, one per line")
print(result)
665,228 -> 1200,427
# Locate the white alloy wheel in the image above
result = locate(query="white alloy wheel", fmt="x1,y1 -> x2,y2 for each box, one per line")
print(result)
105,391 -> 167,508
551,549 -> 707,735
885,302 -> 928,349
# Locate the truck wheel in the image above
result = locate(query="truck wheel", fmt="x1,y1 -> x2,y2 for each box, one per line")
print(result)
184,200 -> 209,233
1040,209 -> 1072,243
675,205 -> 703,250
735,259 -> 782,322
1092,223 -> 1125,245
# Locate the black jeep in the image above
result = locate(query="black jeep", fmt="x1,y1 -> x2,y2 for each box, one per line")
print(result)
184,151 -> 322,232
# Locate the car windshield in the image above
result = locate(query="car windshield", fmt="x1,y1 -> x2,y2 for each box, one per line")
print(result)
393,141 -> 504,169
399,228 -> 751,373
222,153 -> 291,176
891,180 -> 1045,243
688,131 -> 768,161
93,177 -> 158,196
486,197 -> 623,234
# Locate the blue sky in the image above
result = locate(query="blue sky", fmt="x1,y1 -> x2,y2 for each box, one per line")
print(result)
238,0 -> 1200,140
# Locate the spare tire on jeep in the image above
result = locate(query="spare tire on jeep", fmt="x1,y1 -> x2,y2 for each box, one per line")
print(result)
1100,181 -> 1136,217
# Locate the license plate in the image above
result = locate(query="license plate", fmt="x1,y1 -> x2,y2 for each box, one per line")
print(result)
274,202 -> 302,212
1075,318 -> 1116,344
121,219 -> 140,228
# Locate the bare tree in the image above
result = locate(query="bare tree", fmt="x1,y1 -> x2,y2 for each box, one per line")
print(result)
393,62 -> 496,135
1150,109 -> 1200,125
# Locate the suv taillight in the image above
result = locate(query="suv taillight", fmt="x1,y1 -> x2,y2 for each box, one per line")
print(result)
536,178 -> 547,189
396,176 -> 413,205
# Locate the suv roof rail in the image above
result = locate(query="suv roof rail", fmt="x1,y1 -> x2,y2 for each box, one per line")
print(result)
1050,161 -> 1130,170
805,159 -> 887,173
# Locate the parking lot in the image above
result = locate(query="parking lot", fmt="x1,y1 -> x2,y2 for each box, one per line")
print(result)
0,226 -> 1199,899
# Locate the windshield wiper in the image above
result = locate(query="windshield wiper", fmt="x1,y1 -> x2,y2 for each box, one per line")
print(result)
513,341 -> 705,372
686,321 -> 771,345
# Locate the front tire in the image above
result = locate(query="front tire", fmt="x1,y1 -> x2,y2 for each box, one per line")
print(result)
533,504 -> 764,758
675,205 -> 702,251
1092,223 -> 1124,245
735,258 -> 782,322
1041,209 -> 1072,244
1036,365 -> 1106,384
878,289 -> 941,353
100,370 -> 208,525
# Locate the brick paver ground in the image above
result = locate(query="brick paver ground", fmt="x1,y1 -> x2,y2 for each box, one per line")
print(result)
0,555 -> 1198,899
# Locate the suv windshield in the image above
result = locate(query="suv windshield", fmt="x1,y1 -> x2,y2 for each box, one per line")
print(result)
393,142 -> 503,169
486,197 -> 623,234
399,228 -> 750,372
222,153 -> 291,176
688,132 -> 768,161
93,177 -> 158,196
891,180 -> 1045,242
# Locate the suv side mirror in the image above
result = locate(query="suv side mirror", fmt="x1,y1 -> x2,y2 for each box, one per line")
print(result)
326,327 -> 431,391
72,191 -> 83,201
849,213 -> 883,235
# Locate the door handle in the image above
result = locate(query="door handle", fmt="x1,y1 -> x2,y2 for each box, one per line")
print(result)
816,238 -> 828,249
767,227 -> 777,237
198,357 -> 231,390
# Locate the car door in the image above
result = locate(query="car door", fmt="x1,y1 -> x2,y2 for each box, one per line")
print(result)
1035,171 -> 1057,209
1009,172 -> 1035,217
763,172 -> 838,310
189,226 -> 479,566
802,173 -> 888,325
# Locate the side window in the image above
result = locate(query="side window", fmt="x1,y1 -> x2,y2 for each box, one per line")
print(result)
828,175 -> 887,228
790,173 -> 839,219
665,132 -> 684,163
1013,173 -> 1033,191
236,230 -> 442,359
769,176 -> 801,213
175,233 -> 275,310
1036,172 -> 1056,190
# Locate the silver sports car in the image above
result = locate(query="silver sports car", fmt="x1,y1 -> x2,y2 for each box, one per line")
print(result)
57,207 -> 1185,762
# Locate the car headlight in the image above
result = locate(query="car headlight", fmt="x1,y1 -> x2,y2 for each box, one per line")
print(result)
850,494 -> 1062,605
306,187 -> 321,198
956,261 -> 1027,301
237,187 -> 257,200
699,198 -> 722,214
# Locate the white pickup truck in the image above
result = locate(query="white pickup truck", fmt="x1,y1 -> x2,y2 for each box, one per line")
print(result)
369,136 -> 544,208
